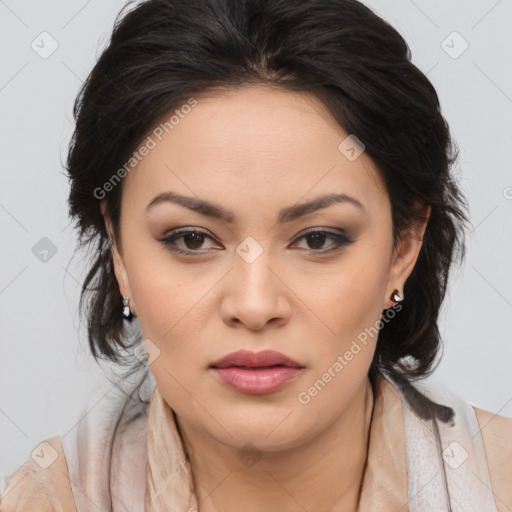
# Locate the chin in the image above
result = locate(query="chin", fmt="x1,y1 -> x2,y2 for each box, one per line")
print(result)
216,429 -> 304,454
206,410 -> 314,453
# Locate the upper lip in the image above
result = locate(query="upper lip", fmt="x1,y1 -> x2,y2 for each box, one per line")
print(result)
210,349 -> 303,369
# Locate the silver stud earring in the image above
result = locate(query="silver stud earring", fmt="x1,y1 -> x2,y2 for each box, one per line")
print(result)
390,289 -> 402,303
122,295 -> 132,318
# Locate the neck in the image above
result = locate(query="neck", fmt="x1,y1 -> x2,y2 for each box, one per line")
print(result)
177,377 -> 374,512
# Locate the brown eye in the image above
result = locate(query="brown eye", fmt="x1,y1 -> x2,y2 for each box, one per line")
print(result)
159,227 -> 353,256
304,232 -> 327,250
293,229 -> 353,254
181,231 -> 207,250
159,229 -> 219,254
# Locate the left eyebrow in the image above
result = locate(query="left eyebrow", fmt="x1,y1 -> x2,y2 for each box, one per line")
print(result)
145,191 -> 366,223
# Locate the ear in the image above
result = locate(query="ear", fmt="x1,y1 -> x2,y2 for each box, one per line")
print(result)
384,203 -> 431,309
100,201 -> 137,316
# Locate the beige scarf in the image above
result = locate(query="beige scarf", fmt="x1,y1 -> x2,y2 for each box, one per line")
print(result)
60,370 -> 498,511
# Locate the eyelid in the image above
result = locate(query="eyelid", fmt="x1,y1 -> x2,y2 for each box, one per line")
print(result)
162,226 -> 214,237
290,226 -> 349,240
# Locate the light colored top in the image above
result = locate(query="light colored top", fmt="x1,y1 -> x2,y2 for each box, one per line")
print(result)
1,371 -> 511,511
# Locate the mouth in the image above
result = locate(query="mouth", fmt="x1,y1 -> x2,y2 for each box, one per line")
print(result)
209,349 -> 304,370
210,364 -> 299,369
209,350 -> 304,395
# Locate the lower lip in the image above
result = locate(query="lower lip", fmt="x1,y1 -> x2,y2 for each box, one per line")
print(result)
210,366 -> 303,394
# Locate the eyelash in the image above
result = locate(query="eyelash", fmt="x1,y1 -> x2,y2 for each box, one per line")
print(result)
158,227 -> 354,256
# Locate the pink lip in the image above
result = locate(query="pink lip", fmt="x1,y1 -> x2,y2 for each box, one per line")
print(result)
210,349 -> 304,395
210,349 -> 303,369
211,367 -> 303,394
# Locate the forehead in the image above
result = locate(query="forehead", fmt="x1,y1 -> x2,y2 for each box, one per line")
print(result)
122,85 -> 388,218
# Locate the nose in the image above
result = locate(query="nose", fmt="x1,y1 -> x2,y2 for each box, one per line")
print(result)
220,247 -> 292,331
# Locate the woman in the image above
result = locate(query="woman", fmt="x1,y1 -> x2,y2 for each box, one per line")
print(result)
1,0 -> 510,511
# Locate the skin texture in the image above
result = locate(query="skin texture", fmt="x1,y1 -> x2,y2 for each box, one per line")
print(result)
103,84 -> 430,512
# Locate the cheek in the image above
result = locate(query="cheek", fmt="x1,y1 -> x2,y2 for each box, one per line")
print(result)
301,258 -> 389,334
121,238 -> 187,341
296,254 -> 390,373
132,275 -> 198,349
123,243 -> 218,377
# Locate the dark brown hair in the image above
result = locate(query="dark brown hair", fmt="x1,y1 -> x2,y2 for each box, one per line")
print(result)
66,0 -> 470,388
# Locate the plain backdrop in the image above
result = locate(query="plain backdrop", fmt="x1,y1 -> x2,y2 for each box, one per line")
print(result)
1,0 -> 511,479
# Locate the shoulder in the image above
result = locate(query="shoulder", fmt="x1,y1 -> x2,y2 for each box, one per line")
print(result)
473,405 -> 512,512
474,405 -> 512,449
474,404 -> 512,444
0,435 -> 77,512
380,371 -> 512,510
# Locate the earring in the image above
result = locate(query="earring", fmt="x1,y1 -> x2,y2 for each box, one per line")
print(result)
122,295 -> 132,318
390,289 -> 402,303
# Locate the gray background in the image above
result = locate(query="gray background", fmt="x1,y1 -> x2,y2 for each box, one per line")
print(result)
1,0 -> 511,480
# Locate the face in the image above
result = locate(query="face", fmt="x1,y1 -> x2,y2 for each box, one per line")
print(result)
105,85 -> 428,452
